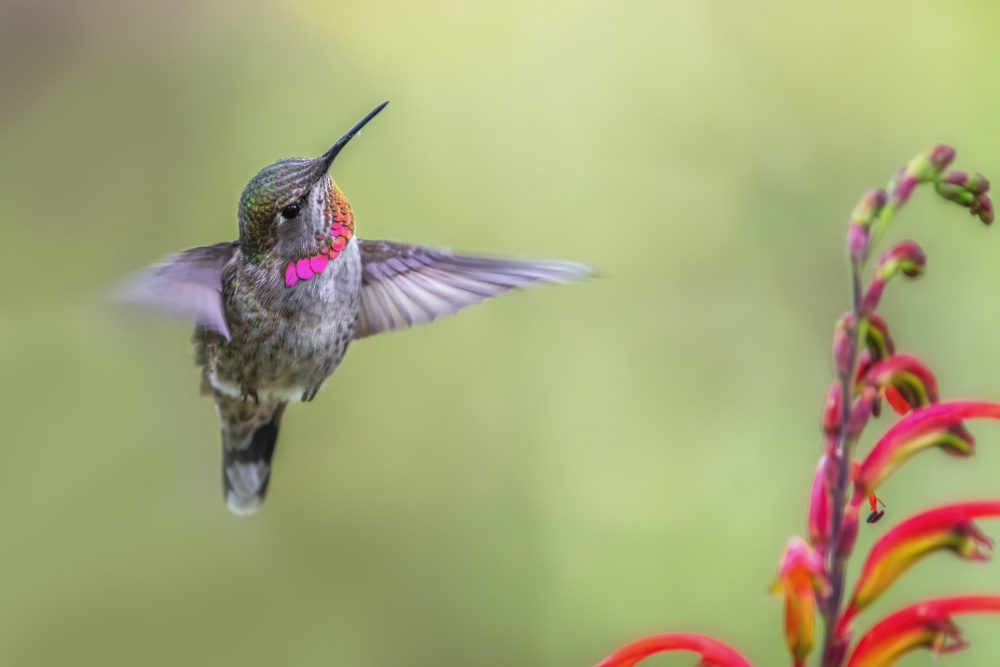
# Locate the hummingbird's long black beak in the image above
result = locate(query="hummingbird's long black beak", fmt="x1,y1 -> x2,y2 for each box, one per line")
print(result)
315,101 -> 389,177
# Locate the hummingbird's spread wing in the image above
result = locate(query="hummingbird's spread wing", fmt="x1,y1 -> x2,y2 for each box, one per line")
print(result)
114,241 -> 238,340
354,239 -> 592,339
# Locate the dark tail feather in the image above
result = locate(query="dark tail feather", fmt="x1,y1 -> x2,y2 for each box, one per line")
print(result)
218,398 -> 287,516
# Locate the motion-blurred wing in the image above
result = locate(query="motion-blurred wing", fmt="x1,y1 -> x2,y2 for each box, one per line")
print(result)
114,242 -> 238,340
354,239 -> 591,339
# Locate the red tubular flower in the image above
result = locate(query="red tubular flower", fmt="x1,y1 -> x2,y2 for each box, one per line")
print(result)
846,596 -> 1000,667
852,400 -> 997,498
593,633 -> 753,667
940,170 -> 990,194
840,501 -> 1000,631
771,537 -> 830,665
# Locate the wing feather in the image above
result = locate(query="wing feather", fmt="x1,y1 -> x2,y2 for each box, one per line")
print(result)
113,242 -> 238,340
354,239 -> 591,339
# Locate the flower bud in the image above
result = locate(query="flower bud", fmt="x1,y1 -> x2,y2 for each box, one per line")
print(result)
850,188 -> 889,227
876,240 -> 927,280
771,537 -> 830,665
847,222 -> 869,262
808,456 -> 832,550
940,170 -> 990,195
846,388 -> 875,443
935,181 -> 976,206
972,194 -> 994,225
821,381 -> 842,437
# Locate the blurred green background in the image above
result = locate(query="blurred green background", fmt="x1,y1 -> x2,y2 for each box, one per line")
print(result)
3,0 -> 1000,665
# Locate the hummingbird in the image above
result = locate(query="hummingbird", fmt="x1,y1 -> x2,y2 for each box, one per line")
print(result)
118,102 -> 591,515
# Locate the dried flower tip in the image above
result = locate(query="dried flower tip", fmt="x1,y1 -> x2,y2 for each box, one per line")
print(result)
866,510 -> 885,524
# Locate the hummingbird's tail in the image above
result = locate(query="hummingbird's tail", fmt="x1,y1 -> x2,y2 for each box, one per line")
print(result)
216,396 -> 287,516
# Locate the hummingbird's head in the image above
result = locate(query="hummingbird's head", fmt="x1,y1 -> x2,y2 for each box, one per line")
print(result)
237,102 -> 388,260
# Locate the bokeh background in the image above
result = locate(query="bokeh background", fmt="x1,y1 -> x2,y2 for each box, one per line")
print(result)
3,0 -> 1000,665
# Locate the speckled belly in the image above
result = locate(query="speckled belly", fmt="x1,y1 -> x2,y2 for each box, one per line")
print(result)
202,241 -> 362,402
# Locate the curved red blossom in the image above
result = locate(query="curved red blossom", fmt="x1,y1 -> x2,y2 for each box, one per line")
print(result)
846,596 -> 1000,667
840,501 -> 1000,631
853,400 -> 997,496
593,633 -> 753,667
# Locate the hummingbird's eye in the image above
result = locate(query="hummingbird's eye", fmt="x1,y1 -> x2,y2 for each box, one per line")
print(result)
281,204 -> 300,220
